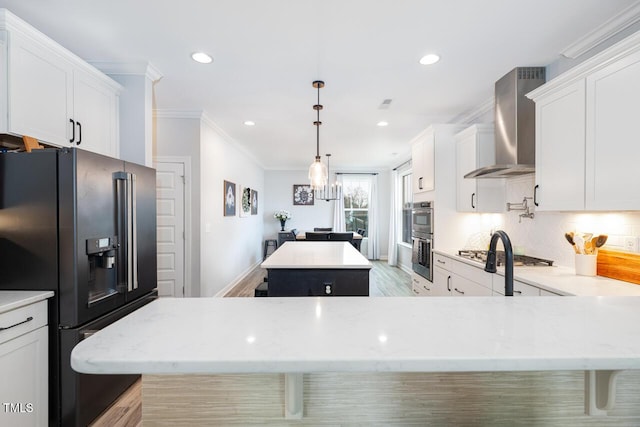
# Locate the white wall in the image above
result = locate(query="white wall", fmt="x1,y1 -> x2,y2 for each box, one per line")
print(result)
263,170 -> 390,259
263,170 -> 334,238
200,119 -> 264,297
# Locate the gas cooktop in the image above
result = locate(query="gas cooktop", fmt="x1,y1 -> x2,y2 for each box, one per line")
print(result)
457,250 -> 554,267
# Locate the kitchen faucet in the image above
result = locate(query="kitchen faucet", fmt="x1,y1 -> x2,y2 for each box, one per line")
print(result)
485,230 -> 514,296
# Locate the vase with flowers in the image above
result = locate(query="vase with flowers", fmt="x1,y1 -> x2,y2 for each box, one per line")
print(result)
274,210 -> 292,231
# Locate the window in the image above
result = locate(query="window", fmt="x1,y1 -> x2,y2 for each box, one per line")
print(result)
401,171 -> 412,244
343,177 -> 370,233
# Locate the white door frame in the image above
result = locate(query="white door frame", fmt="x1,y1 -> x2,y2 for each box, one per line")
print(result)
154,156 -> 192,297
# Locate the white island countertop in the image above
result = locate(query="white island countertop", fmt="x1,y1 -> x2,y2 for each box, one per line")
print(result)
72,296 -> 640,375
261,241 -> 372,269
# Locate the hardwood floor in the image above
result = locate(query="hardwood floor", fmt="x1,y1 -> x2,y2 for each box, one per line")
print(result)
91,260 -> 411,425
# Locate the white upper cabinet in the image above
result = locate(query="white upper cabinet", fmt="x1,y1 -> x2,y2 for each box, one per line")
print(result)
73,68 -> 119,156
0,10 -> 121,157
455,124 -> 505,213
411,128 -> 435,194
585,49 -> 640,210
528,30 -> 640,211
533,80 -> 586,211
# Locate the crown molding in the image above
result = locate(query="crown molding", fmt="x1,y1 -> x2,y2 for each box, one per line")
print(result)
529,28 -> 640,100
89,61 -> 163,82
153,109 -> 203,119
153,110 -> 265,169
450,97 -> 494,125
561,2 -> 640,59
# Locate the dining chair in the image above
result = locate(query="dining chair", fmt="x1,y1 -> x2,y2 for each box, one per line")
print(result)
305,232 -> 330,241
313,227 -> 333,232
328,232 -> 354,243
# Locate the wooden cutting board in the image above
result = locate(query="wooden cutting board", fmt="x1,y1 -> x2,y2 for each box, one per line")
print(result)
597,249 -> 640,285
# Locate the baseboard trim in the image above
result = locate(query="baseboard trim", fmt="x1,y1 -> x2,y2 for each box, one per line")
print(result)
215,260 -> 262,297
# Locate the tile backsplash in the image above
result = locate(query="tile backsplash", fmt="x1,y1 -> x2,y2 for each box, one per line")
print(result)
461,175 -> 640,268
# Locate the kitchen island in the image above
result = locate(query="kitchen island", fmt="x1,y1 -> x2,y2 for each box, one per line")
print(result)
72,296 -> 640,425
260,241 -> 372,296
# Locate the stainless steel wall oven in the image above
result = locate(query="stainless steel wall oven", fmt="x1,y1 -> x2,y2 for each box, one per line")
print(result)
411,201 -> 433,281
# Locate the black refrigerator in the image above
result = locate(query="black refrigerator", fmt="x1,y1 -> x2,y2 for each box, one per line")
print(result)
0,147 -> 158,426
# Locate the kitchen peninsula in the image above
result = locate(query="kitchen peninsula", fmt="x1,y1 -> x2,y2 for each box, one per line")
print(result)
72,296 -> 640,425
260,241 -> 372,296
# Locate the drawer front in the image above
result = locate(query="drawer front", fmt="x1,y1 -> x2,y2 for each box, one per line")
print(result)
433,254 -> 492,290
0,300 -> 47,346
433,253 -> 451,269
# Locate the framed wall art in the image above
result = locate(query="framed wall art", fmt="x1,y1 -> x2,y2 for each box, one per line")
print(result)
223,180 -> 236,216
293,184 -> 314,206
251,189 -> 258,215
240,186 -> 251,217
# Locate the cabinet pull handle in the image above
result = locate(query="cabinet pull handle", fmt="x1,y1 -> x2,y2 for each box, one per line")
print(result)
471,192 -> 476,209
423,285 -> 430,291
418,177 -> 423,189
534,185 -> 539,207
69,119 -> 75,143
454,288 -> 464,295
0,316 -> 33,331
514,290 -> 522,295
76,121 -> 82,145
447,275 -> 451,292
437,259 -> 446,264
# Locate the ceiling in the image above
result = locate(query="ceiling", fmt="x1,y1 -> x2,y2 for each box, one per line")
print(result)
0,0 -> 636,170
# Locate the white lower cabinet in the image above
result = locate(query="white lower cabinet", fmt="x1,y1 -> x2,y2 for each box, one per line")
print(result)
433,252 -> 560,298
432,254 -> 492,297
0,299 -> 48,427
411,273 -> 432,296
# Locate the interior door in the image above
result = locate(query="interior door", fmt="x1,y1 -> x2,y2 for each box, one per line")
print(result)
155,162 -> 185,297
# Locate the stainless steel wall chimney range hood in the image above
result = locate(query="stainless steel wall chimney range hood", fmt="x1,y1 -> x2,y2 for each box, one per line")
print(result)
464,67 -> 546,179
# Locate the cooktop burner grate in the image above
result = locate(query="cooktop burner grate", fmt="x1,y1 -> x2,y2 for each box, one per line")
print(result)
457,250 -> 554,267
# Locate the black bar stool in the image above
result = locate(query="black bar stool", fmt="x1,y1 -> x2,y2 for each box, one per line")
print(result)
263,239 -> 278,259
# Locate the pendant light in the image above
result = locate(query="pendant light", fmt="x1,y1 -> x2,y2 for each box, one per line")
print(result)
308,80 -> 328,190
315,153 -> 342,201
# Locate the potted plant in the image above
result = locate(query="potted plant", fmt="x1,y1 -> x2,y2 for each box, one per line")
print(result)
274,210 -> 292,231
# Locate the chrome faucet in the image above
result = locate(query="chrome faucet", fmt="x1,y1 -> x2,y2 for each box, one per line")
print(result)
485,230 -> 514,296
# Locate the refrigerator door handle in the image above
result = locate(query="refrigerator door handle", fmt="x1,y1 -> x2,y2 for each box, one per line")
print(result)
114,171 -> 133,293
131,173 -> 138,290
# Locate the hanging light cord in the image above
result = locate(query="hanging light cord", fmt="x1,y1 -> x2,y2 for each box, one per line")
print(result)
313,80 -> 323,161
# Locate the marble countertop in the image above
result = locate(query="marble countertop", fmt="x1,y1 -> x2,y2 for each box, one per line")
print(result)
434,249 -> 640,296
72,296 -> 640,375
261,241 -> 372,269
0,291 -> 54,314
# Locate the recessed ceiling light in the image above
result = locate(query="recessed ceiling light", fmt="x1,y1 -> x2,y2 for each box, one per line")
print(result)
419,54 -> 440,65
191,52 -> 213,64
377,121 -> 389,127
244,121 -> 255,126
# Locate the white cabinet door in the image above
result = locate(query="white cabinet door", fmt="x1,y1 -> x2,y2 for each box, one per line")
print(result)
73,69 -> 119,157
455,124 -> 505,213
534,80 -> 586,211
456,129 -> 477,212
0,326 -> 48,427
585,49 -> 640,210
432,266 -> 451,296
7,32 -> 73,146
411,129 -> 435,194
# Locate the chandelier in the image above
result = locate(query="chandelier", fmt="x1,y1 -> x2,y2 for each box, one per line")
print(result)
308,80 -> 341,201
